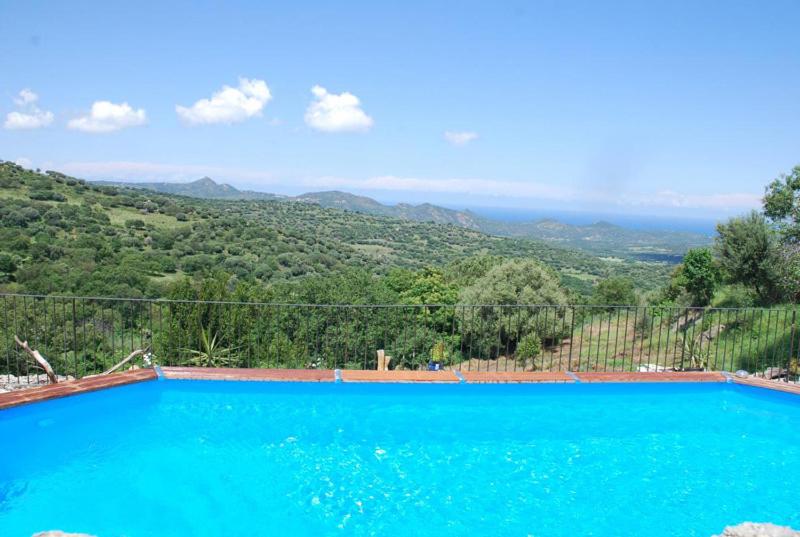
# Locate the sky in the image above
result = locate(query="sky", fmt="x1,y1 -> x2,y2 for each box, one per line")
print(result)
1,0 -> 798,220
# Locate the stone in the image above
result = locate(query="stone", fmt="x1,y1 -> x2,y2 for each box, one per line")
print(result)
637,363 -> 667,372
713,522 -> 800,537
764,367 -> 787,379
0,374 -> 73,392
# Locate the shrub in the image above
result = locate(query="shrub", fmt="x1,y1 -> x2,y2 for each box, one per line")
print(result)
29,190 -> 67,202
592,277 -> 637,307
124,219 -> 146,229
516,332 -> 541,370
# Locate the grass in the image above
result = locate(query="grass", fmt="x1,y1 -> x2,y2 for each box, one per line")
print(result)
106,207 -> 182,228
534,305 -> 800,374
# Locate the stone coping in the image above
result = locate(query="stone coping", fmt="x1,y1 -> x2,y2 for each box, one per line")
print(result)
2,368 -> 798,410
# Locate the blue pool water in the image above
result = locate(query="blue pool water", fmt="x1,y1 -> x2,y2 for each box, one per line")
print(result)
1,381 -> 799,537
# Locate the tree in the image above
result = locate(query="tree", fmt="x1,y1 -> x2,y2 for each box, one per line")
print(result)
679,248 -> 719,306
592,277 -> 636,307
458,259 -> 570,358
764,164 -> 800,241
714,212 -> 780,303
459,259 -> 569,306
0,253 -> 16,274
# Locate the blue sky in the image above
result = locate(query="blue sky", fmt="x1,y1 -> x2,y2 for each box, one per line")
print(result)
1,0 -> 798,218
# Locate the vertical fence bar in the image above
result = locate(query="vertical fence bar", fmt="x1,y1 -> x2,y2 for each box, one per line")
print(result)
3,296 -> 9,384
788,309 -> 797,382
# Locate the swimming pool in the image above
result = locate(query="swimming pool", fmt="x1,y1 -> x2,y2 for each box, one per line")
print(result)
1,381 -> 798,536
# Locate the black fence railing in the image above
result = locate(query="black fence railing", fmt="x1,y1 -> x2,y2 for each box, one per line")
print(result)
2,294 -> 798,384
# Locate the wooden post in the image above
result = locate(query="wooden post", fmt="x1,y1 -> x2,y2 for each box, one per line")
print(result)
377,349 -> 391,371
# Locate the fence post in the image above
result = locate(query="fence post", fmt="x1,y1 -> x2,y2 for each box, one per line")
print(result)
787,309 -> 797,383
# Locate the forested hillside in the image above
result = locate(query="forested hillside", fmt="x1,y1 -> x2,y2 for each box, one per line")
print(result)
94,176 -> 279,200
0,161 -> 670,299
93,177 -> 711,261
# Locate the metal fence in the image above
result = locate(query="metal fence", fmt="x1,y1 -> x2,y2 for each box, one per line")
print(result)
2,293 -> 798,383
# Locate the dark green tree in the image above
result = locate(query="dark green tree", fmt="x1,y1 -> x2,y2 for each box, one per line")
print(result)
679,248 -> 719,306
764,164 -> 800,241
714,212 -> 780,304
592,276 -> 636,307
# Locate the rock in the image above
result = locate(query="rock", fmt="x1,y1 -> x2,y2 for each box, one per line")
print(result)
700,324 -> 726,342
638,363 -> 667,372
713,522 -> 800,537
764,367 -> 787,379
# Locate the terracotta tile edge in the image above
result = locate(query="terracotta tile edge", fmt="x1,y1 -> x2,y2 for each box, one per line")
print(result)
0,369 -> 157,410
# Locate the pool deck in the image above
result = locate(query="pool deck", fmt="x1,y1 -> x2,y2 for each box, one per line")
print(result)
0,367 -> 798,410
0,368 -> 157,410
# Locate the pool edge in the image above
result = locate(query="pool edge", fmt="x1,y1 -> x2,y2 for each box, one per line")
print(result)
4,369 -> 798,410
0,369 -> 157,410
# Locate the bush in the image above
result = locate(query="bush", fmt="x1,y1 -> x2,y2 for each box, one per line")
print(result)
0,253 -> 16,274
29,190 -> 67,202
713,285 -> 758,308
592,277 -> 636,307
516,332 -> 541,369
125,219 -> 146,229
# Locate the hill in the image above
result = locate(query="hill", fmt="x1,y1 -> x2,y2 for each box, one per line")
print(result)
0,161 -> 672,299
89,178 -> 710,261
296,191 -> 710,261
93,177 -> 280,200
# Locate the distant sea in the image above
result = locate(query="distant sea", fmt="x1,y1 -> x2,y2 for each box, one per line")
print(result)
461,206 -> 719,235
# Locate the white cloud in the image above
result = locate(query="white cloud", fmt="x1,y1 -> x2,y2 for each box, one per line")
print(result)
13,89 -> 39,106
176,78 -> 271,125
14,157 -> 32,168
304,85 -> 373,132
68,101 -> 147,133
3,89 -> 54,130
4,110 -> 54,130
444,131 -> 478,146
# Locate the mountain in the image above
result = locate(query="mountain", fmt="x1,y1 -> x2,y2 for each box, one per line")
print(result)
92,177 -> 280,201
89,179 -> 711,262
295,191 -> 710,262
295,191 -> 484,228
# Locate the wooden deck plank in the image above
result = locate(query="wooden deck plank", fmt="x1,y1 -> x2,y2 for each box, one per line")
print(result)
733,377 -> 800,395
574,371 -> 726,383
339,370 -> 459,383
161,367 -> 334,382
460,371 -> 572,383
0,369 -> 157,410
